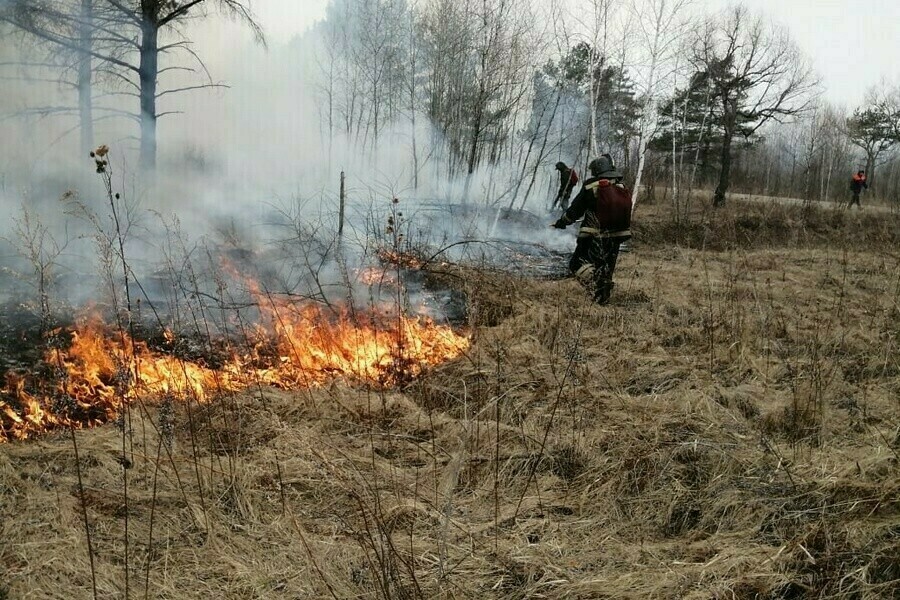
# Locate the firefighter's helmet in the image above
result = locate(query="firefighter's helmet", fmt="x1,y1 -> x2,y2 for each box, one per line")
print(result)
589,154 -> 622,179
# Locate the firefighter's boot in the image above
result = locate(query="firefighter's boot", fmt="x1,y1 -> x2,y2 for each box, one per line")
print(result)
594,280 -> 614,305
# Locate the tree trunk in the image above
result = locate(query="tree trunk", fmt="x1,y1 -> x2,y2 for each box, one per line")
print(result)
686,82 -> 711,220
463,122 -> 480,202
516,90 -> 561,211
77,0 -> 93,157
865,151 -> 875,196
713,102 -> 735,206
633,31 -> 662,216
788,144 -> 797,197
408,12 -> 418,191
466,117 -> 481,174
589,71 -> 597,155
372,80 -> 379,150
714,131 -> 734,206
338,170 -> 346,236
510,129 -> 538,211
803,164 -> 812,206
411,110 -> 419,191
671,109 -> 678,219
327,55 -> 334,176
138,21 -> 159,172
463,81 -> 486,202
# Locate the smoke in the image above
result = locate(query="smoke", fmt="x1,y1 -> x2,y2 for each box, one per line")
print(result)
0,9 -> 569,321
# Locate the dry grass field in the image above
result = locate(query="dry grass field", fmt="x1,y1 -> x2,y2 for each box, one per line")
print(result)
2,198 -> 899,599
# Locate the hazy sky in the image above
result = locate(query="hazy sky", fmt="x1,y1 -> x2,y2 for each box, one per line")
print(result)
250,0 -> 328,41
698,0 -> 900,107
246,0 -> 899,108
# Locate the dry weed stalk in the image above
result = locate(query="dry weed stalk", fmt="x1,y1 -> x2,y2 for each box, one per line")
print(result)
3,204 -> 71,334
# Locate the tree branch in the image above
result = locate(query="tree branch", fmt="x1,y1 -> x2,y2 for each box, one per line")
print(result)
0,16 -> 139,73
155,83 -> 229,98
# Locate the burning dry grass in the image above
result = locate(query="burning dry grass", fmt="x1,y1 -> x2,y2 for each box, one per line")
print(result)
0,300 -> 469,442
2,202 -> 900,599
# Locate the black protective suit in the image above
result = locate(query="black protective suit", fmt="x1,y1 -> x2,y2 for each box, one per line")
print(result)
554,167 -> 579,210
553,177 -> 633,304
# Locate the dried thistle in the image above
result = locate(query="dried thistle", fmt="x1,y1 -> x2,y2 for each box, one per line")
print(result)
51,394 -> 78,418
563,339 -> 585,365
113,363 -> 133,394
158,396 -> 175,450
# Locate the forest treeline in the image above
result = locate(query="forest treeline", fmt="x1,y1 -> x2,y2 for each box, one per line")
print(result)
2,0 -> 898,209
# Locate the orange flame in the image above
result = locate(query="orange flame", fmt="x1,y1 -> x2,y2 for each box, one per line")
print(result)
356,266 -> 399,286
1,293 -> 468,442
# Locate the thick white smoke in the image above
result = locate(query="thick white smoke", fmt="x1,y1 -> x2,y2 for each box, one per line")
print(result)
0,9 -> 570,320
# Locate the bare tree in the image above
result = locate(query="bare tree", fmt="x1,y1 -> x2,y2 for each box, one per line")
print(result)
76,0 -> 91,153
313,11 -> 337,169
817,104 -> 849,202
403,0 -> 422,189
890,85 -> 900,141
3,204 -> 71,333
693,5 -> 817,206
798,102 -> 822,205
418,0 -> 535,192
317,0 -> 412,173
460,0 -> 534,196
351,0 -> 407,154
1,0 -> 264,172
419,0 -> 469,176
0,0 -> 112,155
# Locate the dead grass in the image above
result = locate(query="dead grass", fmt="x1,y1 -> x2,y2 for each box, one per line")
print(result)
636,196 -> 900,252
2,200 -> 899,599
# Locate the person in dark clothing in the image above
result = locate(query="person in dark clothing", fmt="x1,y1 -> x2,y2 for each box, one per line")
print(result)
849,170 -> 867,208
552,154 -> 632,305
552,162 -> 579,211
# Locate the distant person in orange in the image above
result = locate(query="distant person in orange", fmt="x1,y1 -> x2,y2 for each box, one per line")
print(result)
849,170 -> 867,208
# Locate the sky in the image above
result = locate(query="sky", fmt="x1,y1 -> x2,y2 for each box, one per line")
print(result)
244,0 -> 899,108
250,0 -> 329,41
697,0 -> 900,107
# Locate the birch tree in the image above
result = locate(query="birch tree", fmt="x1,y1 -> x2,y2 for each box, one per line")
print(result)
584,0 -> 610,156
627,0 -> 691,214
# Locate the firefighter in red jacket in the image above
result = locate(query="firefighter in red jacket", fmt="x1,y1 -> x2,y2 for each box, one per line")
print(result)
553,161 -> 579,211
552,154 -> 632,305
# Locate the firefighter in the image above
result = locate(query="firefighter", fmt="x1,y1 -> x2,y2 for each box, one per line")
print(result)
552,161 -> 579,211
849,170 -> 867,208
551,154 -> 632,305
